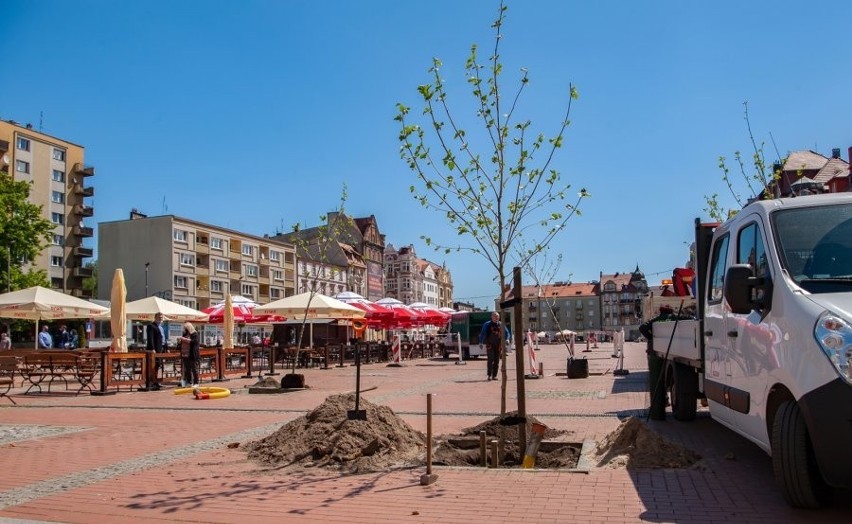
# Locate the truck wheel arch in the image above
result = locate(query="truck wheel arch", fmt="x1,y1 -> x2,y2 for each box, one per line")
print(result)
766,383 -> 795,444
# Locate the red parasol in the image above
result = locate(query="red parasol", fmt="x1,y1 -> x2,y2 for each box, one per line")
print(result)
202,295 -> 284,323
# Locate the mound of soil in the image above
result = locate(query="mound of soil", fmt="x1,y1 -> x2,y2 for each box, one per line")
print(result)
594,417 -> 701,469
245,393 -> 425,473
432,411 -> 578,468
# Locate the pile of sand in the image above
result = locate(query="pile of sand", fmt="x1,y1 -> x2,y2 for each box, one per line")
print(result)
432,411 -> 579,468
245,393 -> 425,473
594,417 -> 701,469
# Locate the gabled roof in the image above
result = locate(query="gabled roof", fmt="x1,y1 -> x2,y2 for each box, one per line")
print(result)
783,150 -> 829,172
519,282 -> 599,299
813,157 -> 850,184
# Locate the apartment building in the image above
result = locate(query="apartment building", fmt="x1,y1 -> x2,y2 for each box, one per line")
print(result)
383,244 -> 454,306
519,281 -> 601,334
0,119 -> 95,297
599,267 -> 648,339
98,211 -> 296,308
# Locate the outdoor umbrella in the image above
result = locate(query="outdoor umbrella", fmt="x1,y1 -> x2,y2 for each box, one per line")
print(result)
223,293 -> 235,350
202,295 -> 280,323
254,292 -> 365,320
0,285 -> 109,349
110,268 -> 127,353
95,296 -> 209,323
375,298 -> 426,329
407,302 -> 451,326
333,291 -> 394,327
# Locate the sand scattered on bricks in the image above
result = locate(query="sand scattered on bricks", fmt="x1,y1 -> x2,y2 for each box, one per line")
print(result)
245,393 -> 425,473
593,417 -> 701,469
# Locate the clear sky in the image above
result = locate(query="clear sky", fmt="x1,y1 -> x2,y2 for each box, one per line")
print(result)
2,1 -> 850,309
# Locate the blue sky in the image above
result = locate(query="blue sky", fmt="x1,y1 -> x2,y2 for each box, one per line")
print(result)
2,0 -> 850,309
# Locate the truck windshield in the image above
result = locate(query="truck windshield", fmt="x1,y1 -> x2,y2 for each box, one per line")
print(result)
773,202 -> 852,293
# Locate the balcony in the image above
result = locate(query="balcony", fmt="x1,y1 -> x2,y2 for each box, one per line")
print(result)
70,288 -> 93,299
73,267 -> 94,278
73,162 -> 95,177
72,204 -> 94,217
0,139 -> 8,153
73,226 -> 94,237
73,246 -> 93,258
74,185 -> 95,197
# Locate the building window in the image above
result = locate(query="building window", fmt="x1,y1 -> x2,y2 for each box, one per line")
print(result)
269,250 -> 279,261
52,169 -> 65,182
244,264 -> 258,277
273,269 -> 283,281
15,160 -> 29,174
242,244 -> 253,256
211,280 -> 223,292
51,191 -> 65,204
270,288 -> 281,299
52,234 -> 64,246
180,253 -> 194,266
210,237 -> 222,250
174,275 -> 188,289
16,137 -> 30,151
214,259 -> 228,273
241,284 -> 254,296
50,256 -> 63,267
51,212 -> 64,225
173,229 -> 187,242
53,148 -> 65,161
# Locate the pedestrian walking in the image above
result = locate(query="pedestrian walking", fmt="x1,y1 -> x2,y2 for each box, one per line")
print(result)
178,322 -> 200,387
146,313 -> 167,390
478,311 -> 510,381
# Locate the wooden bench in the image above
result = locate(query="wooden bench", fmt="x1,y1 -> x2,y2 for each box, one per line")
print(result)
0,355 -> 19,404
21,351 -> 99,395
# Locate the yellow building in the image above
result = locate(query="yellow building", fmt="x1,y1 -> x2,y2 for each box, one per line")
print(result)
0,119 -> 95,297
98,211 -> 296,308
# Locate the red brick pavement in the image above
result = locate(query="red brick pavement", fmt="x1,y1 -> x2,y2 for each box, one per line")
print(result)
0,342 -> 849,523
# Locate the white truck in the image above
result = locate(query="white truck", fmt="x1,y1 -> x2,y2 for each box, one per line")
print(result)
651,193 -> 852,508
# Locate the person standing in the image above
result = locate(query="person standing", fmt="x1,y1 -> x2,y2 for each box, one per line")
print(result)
478,311 -> 510,381
38,325 -> 53,349
0,332 -> 11,350
146,313 -> 167,390
55,325 -> 69,349
178,322 -> 200,387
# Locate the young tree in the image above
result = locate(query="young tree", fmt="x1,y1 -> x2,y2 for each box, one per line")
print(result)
277,185 -> 361,375
396,1 -> 587,311
395,1 -> 588,406
0,171 -> 53,292
705,102 -> 785,222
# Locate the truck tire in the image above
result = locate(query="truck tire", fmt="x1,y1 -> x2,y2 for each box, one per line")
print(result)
771,401 -> 830,509
669,362 -> 698,421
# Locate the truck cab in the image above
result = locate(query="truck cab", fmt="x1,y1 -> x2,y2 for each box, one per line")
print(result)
654,193 -> 852,508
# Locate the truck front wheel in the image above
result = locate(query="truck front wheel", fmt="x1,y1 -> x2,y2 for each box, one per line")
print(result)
772,400 -> 830,508
669,362 -> 697,421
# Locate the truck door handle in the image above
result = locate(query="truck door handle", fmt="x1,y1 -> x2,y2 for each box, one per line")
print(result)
704,330 -> 713,336
727,330 -> 738,338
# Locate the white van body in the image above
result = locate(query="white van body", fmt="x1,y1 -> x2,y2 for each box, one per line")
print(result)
653,193 -> 852,508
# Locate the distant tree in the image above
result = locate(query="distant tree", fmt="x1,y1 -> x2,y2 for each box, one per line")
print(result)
82,260 -> 97,296
705,102 -> 785,222
395,1 -> 588,410
0,171 -> 53,292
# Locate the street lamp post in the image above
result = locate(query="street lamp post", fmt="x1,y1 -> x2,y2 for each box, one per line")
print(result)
145,262 -> 150,297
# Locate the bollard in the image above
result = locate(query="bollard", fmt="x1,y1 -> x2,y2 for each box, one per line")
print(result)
420,393 -> 438,485
387,334 -> 403,367
522,422 -> 548,468
539,362 -> 544,377
455,333 -> 466,365
490,439 -> 499,468
479,431 -> 487,467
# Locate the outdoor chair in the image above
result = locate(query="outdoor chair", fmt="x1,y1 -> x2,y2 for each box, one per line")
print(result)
0,355 -> 19,404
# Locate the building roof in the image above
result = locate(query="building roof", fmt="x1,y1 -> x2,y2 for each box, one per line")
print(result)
784,150 -> 829,172
519,282 -> 599,300
813,157 -> 850,184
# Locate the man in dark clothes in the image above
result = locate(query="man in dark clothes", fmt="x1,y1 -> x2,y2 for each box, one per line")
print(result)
146,313 -> 167,390
478,311 -> 510,381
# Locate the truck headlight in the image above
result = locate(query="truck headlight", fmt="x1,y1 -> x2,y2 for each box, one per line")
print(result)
815,313 -> 852,385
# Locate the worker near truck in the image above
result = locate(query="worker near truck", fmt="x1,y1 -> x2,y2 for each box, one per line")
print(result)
638,305 -> 685,420
478,312 -> 510,381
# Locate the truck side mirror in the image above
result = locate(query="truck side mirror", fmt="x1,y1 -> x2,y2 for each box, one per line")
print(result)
724,264 -> 771,314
